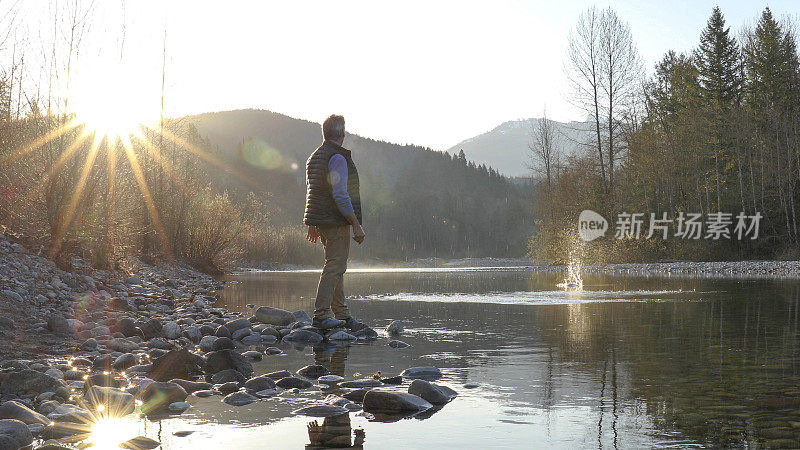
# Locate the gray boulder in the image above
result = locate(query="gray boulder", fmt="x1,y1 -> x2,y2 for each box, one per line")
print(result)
169,379 -> 212,393
231,327 -> 251,341
291,405 -> 348,417
352,327 -> 379,340
47,404 -> 92,423
326,330 -> 357,341
139,382 -> 188,415
84,386 -> 136,416
264,347 -> 284,356
184,326 -> 202,343
385,320 -> 403,335
255,306 -> 296,326
241,334 -> 262,346
0,419 -> 32,449
214,325 -> 231,339
293,310 -> 313,323
108,338 -> 139,353
388,340 -> 410,349
168,401 -> 191,413
243,376 -> 276,392
149,348 -> 204,382
275,377 -> 313,389
224,318 -> 251,333
400,366 -> 442,380
217,382 -> 239,394
362,390 -> 433,414
342,389 -> 371,403
212,337 -> 235,351
254,389 -> 278,398
199,335 -> 218,352
46,315 -> 69,334
339,379 -> 383,389
112,353 -> 138,371
260,326 -> 282,339
408,379 -> 457,405
283,329 -> 323,344
264,370 -> 291,380
318,375 -> 344,384
0,401 -> 50,425
162,322 -> 181,339
297,365 -> 330,379
223,392 -> 258,406
0,370 -> 61,396
204,350 -> 253,378
242,350 -> 263,361
211,369 -> 246,385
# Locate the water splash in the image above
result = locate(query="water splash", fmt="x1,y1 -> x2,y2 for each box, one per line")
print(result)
557,236 -> 583,291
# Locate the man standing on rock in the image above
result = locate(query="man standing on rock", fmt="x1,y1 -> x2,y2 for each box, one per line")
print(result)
304,114 -> 367,331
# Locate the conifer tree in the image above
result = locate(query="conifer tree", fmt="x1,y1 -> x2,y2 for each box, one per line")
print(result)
695,7 -> 741,109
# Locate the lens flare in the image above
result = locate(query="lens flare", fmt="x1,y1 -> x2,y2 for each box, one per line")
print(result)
89,417 -> 141,449
69,64 -> 160,142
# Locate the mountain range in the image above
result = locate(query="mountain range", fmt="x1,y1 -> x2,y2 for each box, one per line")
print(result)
446,118 -> 596,178
184,109 -> 532,260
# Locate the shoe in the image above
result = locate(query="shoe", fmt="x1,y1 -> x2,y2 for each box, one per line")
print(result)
344,317 -> 368,331
312,317 -> 345,330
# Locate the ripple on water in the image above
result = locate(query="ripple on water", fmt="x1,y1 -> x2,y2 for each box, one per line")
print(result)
357,289 -> 700,305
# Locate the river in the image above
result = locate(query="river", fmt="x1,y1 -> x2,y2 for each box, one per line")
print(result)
89,267 -> 800,449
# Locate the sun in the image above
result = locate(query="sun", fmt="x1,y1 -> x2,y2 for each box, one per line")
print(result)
70,64 -> 161,141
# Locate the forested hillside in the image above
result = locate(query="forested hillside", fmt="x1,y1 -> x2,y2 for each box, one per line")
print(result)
187,109 -> 533,263
532,6 -> 800,263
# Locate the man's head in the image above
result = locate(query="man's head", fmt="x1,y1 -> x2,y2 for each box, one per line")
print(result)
322,114 -> 345,145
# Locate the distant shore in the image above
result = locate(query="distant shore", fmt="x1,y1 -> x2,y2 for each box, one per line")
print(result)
239,258 -> 800,279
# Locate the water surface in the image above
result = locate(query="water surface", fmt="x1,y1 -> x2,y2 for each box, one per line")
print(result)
104,268 -> 800,449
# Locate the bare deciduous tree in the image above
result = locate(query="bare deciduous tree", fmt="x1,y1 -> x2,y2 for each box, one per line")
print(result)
568,6 -> 643,201
567,6 -> 605,190
529,106 -> 560,186
600,7 -> 643,201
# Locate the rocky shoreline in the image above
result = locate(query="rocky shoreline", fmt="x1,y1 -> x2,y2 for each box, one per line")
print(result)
0,232 -> 456,449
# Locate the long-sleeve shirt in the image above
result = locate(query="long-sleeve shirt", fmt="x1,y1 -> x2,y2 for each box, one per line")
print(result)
328,154 -> 354,217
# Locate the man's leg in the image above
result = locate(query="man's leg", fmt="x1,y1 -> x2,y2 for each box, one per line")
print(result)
313,225 -> 349,321
331,277 -> 351,320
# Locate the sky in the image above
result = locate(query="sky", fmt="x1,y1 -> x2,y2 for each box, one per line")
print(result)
7,0 -> 800,150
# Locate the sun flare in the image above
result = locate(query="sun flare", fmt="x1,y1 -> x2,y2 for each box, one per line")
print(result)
70,65 -> 161,141
89,417 -> 141,449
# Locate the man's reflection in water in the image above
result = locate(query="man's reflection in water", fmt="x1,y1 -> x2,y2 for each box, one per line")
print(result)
313,344 -> 350,377
308,345 -> 365,448
306,414 -> 365,449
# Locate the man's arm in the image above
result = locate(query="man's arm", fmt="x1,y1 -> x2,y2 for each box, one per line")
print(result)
344,213 -> 365,244
329,154 -> 365,244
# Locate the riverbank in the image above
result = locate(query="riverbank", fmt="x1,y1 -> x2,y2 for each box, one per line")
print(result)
0,232 -> 455,449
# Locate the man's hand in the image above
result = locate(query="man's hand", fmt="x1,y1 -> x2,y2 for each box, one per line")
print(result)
306,226 -> 319,244
353,224 -> 365,244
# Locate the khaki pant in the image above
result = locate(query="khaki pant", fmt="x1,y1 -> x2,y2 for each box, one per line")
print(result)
314,225 -> 351,320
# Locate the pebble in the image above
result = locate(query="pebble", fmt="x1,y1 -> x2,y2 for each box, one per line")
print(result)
168,401 -> 191,413
385,320 -> 403,335
223,392 -> 258,406
388,340 -> 410,349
